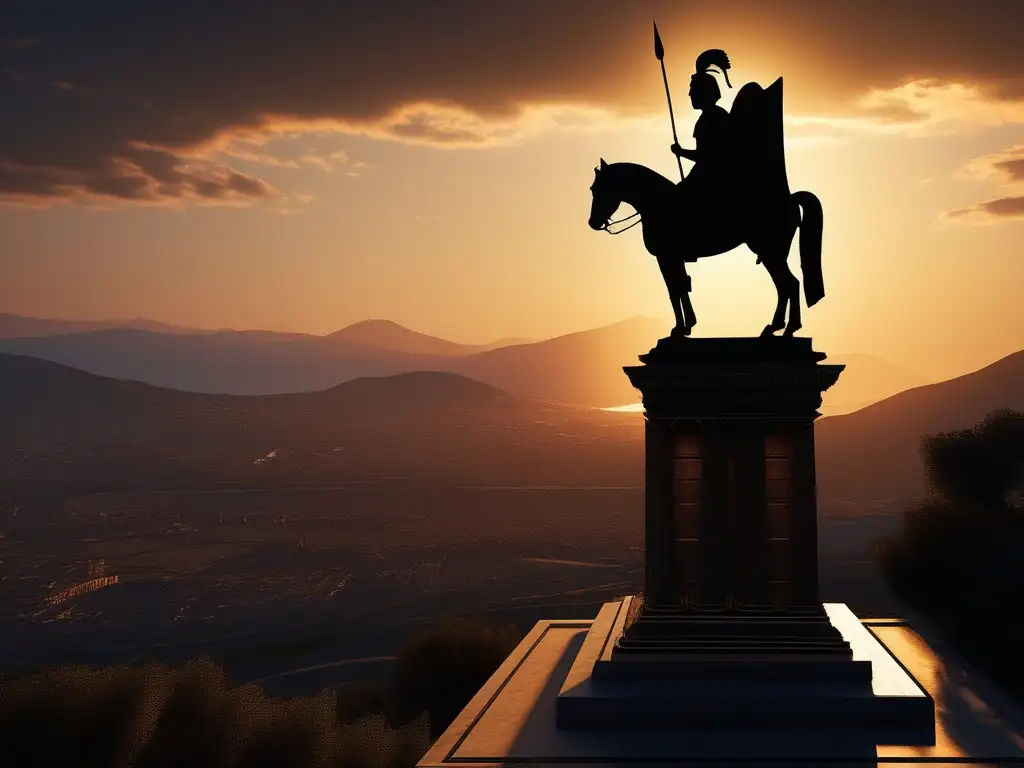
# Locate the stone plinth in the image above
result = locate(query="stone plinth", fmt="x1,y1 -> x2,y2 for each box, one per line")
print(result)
561,336 -> 934,737
417,607 -> 1024,766
416,336 -> 945,765
624,336 -> 839,624
557,599 -> 932,740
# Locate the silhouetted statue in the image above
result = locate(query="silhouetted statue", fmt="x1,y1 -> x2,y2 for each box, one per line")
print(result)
670,49 -> 737,217
588,45 -> 824,339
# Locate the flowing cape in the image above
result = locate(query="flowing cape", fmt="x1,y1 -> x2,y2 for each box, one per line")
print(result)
730,77 -> 791,209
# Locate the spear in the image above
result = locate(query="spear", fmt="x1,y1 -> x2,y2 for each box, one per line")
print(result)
653,19 -> 684,180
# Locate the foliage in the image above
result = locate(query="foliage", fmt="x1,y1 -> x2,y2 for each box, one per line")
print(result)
392,616 -> 522,739
876,409 -> 1024,689
0,657 -> 430,768
334,680 -> 393,726
921,409 -> 1024,512
0,614 -> 522,767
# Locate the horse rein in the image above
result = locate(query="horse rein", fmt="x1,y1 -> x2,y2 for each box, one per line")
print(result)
599,211 -> 758,262
600,211 -> 642,235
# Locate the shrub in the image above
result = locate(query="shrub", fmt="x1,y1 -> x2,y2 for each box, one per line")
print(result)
0,656 -> 430,768
922,409 -> 1024,513
875,499 -> 1002,624
392,616 -> 522,739
334,680 -> 392,725
0,613 -> 525,766
876,409 -> 1024,690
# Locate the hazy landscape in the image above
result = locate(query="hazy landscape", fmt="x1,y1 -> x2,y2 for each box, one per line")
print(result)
2,313 -> 1022,698
0,313 -> 931,415
5,4 -> 1024,764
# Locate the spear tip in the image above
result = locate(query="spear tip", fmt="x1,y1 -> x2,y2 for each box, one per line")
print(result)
653,19 -> 664,61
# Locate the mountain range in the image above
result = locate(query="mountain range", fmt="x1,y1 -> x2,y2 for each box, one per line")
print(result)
0,313 -> 226,338
0,314 -> 929,413
0,354 -> 642,495
1,344 -> 1021,504
815,348 -> 1024,502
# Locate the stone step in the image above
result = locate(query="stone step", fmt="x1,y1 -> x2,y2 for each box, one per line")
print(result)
593,655 -> 874,683
557,675 -> 932,735
614,637 -> 854,650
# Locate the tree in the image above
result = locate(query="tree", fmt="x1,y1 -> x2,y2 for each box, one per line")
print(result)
876,410 -> 1024,689
392,616 -> 521,739
922,409 -> 1024,514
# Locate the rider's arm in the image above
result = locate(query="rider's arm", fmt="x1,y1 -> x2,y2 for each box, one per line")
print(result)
671,143 -> 699,162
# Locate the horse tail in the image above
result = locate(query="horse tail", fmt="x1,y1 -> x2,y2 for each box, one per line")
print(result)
793,190 -> 824,307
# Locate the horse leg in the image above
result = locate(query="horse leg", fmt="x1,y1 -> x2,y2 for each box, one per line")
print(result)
657,258 -> 686,335
776,260 -> 802,336
678,262 -> 696,335
758,256 -> 788,337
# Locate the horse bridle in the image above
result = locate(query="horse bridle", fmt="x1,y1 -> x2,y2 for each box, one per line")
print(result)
599,211 -> 642,235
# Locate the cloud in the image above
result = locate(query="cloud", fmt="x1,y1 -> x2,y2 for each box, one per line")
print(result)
1,0 -> 1023,207
0,145 -> 289,208
788,81 -> 1024,139
0,37 -> 37,51
944,144 -> 1024,224
944,196 -> 1024,224
217,140 -> 351,172
960,144 -> 1024,183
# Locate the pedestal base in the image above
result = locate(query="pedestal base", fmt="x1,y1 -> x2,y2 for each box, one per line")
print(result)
557,598 -> 931,741
414,602 -> 1017,767
610,593 -> 861,660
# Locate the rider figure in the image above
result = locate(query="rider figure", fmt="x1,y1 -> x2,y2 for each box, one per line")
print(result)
670,50 -> 736,210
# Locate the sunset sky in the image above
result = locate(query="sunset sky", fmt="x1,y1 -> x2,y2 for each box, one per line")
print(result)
2,0 -> 1023,380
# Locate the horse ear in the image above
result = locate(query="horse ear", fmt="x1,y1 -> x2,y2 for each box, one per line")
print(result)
599,158 -> 608,170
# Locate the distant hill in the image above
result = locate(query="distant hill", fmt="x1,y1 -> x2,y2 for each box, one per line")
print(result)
325,319 -> 482,356
0,313 -> 222,337
816,349 -> 1024,503
0,354 -> 642,495
475,336 -> 536,352
449,317 -> 667,407
0,317 -> 667,406
3,343 -> 1021,504
0,312 -> 961,419
0,328 -> 355,394
820,354 -> 930,416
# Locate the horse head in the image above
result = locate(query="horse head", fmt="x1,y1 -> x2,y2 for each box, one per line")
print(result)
589,158 -> 622,231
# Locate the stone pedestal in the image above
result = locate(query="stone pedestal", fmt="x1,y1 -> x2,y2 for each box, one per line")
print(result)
548,336 -> 933,738
417,336 -> 946,766
606,337 -> 857,668
627,335 -> 837,619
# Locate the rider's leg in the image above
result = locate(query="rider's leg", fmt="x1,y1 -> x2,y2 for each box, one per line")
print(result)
679,263 -> 696,332
657,257 -> 686,334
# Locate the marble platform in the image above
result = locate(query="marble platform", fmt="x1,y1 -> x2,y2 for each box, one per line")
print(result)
556,600 -> 933,738
417,601 -> 1024,766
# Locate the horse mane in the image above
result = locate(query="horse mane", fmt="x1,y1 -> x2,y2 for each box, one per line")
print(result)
607,162 -> 676,191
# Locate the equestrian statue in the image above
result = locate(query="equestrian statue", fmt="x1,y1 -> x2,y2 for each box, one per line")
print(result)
588,23 -> 824,339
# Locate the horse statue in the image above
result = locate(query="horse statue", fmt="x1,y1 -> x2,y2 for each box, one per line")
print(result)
588,75 -> 824,339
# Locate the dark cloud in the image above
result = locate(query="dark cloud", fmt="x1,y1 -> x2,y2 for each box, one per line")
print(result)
978,196 -> 1024,217
0,37 -> 38,51
993,157 -> 1024,182
946,196 -> 1024,222
0,145 -> 277,204
1,0 -> 1023,205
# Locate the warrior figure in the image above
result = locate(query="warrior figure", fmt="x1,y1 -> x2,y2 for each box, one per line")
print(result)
587,38 -> 822,339
670,49 -> 738,215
